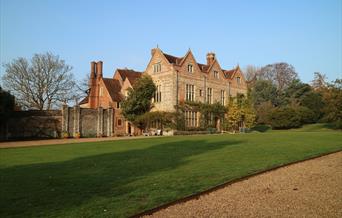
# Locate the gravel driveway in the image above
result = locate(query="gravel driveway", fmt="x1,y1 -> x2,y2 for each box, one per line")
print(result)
145,151 -> 342,218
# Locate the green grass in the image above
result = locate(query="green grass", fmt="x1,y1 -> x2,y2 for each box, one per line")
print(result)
291,123 -> 338,132
1,128 -> 341,217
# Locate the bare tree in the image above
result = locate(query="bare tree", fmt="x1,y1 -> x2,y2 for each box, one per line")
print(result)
244,65 -> 261,82
71,75 -> 90,105
311,72 -> 327,90
259,62 -> 298,91
2,52 -> 76,110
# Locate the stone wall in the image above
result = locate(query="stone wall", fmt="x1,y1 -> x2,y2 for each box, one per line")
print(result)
61,105 -> 114,138
0,106 -> 114,141
1,110 -> 62,140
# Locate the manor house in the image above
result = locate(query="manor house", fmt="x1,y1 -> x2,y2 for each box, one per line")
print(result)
79,48 -> 247,135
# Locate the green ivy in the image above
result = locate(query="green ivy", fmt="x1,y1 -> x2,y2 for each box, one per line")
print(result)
176,101 -> 227,130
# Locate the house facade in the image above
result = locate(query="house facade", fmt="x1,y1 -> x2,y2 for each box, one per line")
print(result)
80,48 -> 247,135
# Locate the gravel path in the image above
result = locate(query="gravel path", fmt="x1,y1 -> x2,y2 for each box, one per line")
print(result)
145,151 -> 342,218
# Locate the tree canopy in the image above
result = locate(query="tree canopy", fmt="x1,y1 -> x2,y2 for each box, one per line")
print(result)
2,52 -> 75,110
121,75 -> 156,122
0,87 -> 15,123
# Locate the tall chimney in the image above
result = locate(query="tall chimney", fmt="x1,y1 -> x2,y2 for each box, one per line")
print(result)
89,61 -> 98,109
90,61 -> 96,79
206,52 -> 216,66
96,61 -> 103,79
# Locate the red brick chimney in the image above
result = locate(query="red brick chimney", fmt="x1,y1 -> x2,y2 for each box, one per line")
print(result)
206,52 -> 216,66
96,61 -> 103,79
90,61 -> 96,78
89,61 -> 99,108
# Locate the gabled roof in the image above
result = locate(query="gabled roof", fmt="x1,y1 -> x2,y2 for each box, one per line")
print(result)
163,53 -> 183,65
116,69 -> 142,85
223,69 -> 236,79
197,63 -> 209,72
103,78 -> 123,102
162,51 -> 237,78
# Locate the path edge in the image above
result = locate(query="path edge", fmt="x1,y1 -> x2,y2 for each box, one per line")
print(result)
130,149 -> 342,218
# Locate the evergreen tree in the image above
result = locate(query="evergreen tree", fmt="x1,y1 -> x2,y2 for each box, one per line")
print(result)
121,75 -> 156,123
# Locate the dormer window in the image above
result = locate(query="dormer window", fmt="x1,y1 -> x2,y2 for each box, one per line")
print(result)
153,63 -> 161,73
214,71 -> 219,79
188,64 -> 193,73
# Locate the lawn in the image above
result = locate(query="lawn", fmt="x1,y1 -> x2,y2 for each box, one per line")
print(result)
1,128 -> 341,217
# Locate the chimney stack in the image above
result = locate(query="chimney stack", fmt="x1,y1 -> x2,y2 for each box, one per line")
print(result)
96,61 -> 103,79
206,52 -> 216,66
90,61 -> 96,79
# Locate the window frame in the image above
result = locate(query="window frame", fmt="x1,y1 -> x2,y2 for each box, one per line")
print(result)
185,84 -> 195,101
153,62 -> 161,73
187,64 -> 193,73
117,118 -> 122,126
220,90 -> 225,106
214,71 -> 219,79
207,87 -> 212,104
154,84 -> 162,102
236,76 -> 241,85
185,111 -> 198,127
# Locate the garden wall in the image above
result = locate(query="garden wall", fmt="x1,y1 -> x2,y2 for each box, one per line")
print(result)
0,106 -> 114,141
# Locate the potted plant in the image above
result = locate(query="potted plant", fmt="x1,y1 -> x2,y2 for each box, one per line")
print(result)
74,132 -> 81,139
62,131 -> 69,139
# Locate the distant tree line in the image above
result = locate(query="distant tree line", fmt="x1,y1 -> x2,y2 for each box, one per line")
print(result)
246,63 -> 342,129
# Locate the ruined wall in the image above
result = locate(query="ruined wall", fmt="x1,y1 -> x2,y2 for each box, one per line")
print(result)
61,105 -> 114,138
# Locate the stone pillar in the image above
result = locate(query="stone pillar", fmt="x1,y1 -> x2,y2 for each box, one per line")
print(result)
73,105 -> 80,137
97,107 -> 103,137
61,104 -> 69,137
107,108 -> 114,137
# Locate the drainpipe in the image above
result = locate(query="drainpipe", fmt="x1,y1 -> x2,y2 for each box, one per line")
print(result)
204,75 -> 207,103
176,70 -> 179,130
176,70 -> 179,110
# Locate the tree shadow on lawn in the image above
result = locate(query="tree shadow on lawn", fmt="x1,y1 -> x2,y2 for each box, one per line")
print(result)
0,139 -> 242,217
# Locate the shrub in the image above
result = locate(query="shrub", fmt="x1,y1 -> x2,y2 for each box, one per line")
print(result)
332,120 -> 342,129
174,130 -> 214,135
251,125 -> 272,132
269,107 -> 302,129
255,101 -> 274,124
207,127 -> 217,134
297,106 -> 316,124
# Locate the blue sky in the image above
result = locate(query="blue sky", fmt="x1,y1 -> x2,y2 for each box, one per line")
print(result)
1,0 -> 341,83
